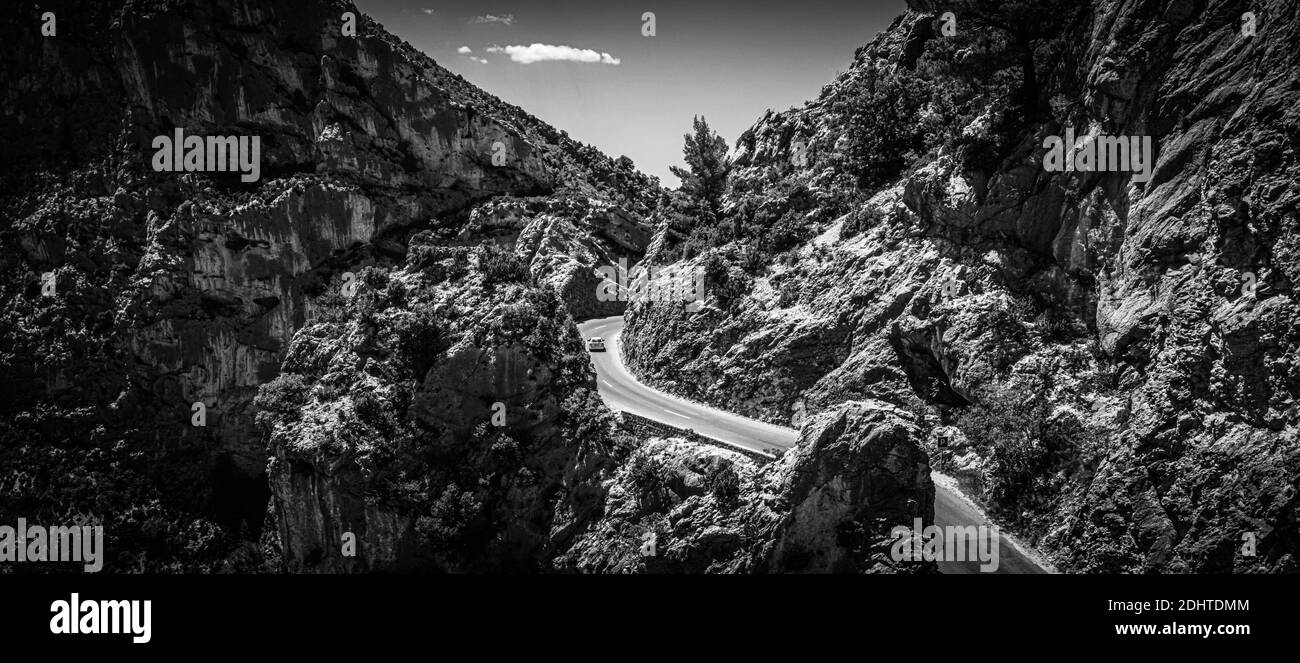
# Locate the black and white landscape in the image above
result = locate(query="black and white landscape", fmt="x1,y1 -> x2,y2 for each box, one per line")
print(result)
2,0 -> 1298,577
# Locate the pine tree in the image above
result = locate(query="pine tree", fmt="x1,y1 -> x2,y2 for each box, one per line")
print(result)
669,116 -> 732,225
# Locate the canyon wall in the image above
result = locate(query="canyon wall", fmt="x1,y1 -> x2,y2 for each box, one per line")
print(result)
623,0 -> 1300,572
0,0 -> 654,570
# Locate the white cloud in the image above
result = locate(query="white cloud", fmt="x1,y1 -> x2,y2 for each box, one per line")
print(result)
471,13 -> 515,26
485,43 -> 621,65
473,57 -> 488,64
457,46 -> 473,54
420,8 -> 435,16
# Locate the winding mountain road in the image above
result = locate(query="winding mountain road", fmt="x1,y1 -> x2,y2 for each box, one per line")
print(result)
577,315 -> 1050,575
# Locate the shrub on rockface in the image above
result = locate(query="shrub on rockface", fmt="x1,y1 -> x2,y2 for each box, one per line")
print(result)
475,243 -> 530,290
737,181 -> 825,253
954,378 -> 1102,523
911,28 -> 1020,177
840,63 -> 933,189
407,237 -> 471,284
840,205 -> 880,239
699,251 -> 753,309
254,373 -> 311,423
559,387 -> 633,460
390,307 -> 447,380
704,459 -> 741,509
702,252 -> 730,292
416,482 -> 484,550
628,453 -> 673,514
738,243 -> 766,275
657,188 -> 733,262
937,1 -> 1081,114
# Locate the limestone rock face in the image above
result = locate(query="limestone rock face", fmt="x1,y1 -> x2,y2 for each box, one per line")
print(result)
764,401 -> 935,573
0,0 -> 657,570
258,254 -> 617,572
488,196 -> 655,321
622,0 -> 1300,572
560,401 -> 936,574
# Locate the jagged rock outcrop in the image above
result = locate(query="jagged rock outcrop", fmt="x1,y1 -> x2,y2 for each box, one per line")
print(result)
258,245 -> 620,572
623,0 -> 1300,572
560,401 -> 936,573
466,195 -> 654,320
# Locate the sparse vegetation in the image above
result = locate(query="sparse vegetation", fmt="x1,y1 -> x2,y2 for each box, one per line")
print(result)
628,453 -> 673,513
704,460 -> 741,508
475,243 -> 530,289
839,63 -> 933,189
955,377 -> 1100,523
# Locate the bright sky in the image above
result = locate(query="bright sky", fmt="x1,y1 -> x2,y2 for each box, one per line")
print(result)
354,0 -> 905,187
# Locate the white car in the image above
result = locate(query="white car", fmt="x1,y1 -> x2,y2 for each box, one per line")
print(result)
586,336 -> 606,352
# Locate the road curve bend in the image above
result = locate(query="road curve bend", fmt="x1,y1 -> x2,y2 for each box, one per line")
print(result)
576,315 -> 1051,575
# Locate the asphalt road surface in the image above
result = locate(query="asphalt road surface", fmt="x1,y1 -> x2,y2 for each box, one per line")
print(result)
576,315 -> 1049,575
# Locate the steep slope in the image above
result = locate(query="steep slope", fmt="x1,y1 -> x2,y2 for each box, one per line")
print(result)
624,0 -> 1300,572
0,0 -> 656,570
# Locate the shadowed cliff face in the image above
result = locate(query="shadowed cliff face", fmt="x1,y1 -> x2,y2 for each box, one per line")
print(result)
0,0 -> 657,570
623,0 -> 1300,572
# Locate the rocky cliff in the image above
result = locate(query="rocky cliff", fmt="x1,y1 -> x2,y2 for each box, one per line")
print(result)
560,401 -> 936,574
623,0 -> 1300,572
0,0 -> 655,570
1,0 -> 911,576
257,243 -> 624,572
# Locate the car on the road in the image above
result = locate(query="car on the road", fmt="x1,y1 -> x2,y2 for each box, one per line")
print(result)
586,336 -> 606,352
